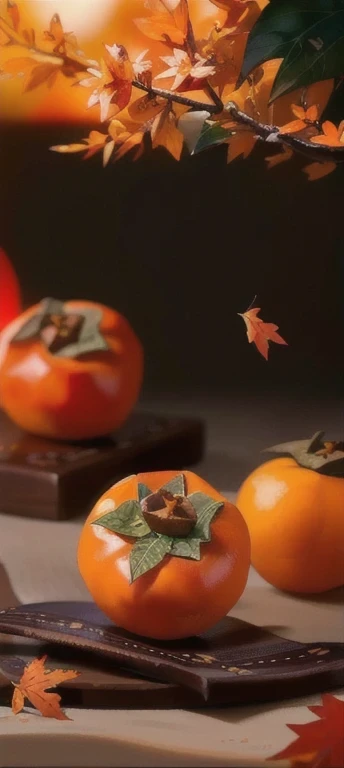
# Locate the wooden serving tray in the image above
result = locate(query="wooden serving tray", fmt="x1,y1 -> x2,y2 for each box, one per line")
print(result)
0,410 -> 204,520
0,601 -> 343,709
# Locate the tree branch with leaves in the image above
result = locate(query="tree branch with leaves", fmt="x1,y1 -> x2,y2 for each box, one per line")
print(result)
1,0 -> 344,178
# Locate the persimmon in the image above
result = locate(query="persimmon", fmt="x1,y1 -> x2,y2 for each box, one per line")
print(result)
77,470 -> 251,640
0,297 -> 143,440
236,433 -> 344,594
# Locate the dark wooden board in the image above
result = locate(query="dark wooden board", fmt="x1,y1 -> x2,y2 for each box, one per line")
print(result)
0,410 -> 204,520
0,601 -> 343,709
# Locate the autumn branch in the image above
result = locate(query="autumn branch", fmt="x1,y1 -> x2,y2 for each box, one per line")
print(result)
0,15 -> 90,73
225,102 -> 344,164
132,79 -> 222,114
2,3 -> 344,167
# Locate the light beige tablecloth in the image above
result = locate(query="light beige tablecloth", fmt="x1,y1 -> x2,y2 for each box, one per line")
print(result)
0,493 -> 343,768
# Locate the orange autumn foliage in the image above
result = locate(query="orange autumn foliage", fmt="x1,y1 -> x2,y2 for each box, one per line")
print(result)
238,305 -> 287,360
0,0 -> 343,175
270,694 -> 344,768
12,656 -> 79,720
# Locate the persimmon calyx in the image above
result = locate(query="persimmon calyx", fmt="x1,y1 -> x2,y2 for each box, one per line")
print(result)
92,473 -> 224,582
141,490 -> 197,537
265,432 -> 344,478
11,297 -> 109,358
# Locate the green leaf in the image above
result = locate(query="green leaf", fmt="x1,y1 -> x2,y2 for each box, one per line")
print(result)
170,537 -> 201,560
138,483 -> 153,502
239,0 -> 344,100
56,306 -> 109,358
194,122 -> 234,154
130,534 -> 172,582
93,499 -> 150,538
188,493 -> 224,542
12,298 -> 64,343
160,473 -> 186,496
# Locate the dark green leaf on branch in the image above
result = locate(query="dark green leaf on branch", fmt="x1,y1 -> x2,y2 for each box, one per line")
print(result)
194,122 -> 234,153
239,1 -> 344,100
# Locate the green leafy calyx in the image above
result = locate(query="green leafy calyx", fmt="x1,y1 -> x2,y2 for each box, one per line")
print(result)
92,473 -> 224,582
12,297 -> 109,358
265,432 -> 344,478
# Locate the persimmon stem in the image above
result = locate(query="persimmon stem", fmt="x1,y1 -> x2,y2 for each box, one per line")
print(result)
132,80 -> 223,114
245,295 -> 258,312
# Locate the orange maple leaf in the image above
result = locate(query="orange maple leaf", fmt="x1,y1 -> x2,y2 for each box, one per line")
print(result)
12,656 -> 79,720
310,120 -> 344,147
269,694 -> 344,767
238,306 -> 287,360
134,0 -> 189,46
279,103 -> 319,135
303,161 -> 337,182
151,104 -> 184,160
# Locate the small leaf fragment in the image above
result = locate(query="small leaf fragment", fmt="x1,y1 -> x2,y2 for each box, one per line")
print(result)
93,499 -> 151,538
160,473 -> 186,496
130,533 -> 172,582
138,483 -> 153,502
188,493 -> 224,542
170,537 -> 201,560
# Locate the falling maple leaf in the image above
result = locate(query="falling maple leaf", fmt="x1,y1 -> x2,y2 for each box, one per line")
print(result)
269,694 -> 344,768
238,305 -> 287,360
311,120 -> 344,147
11,656 -> 79,721
279,104 -> 319,135
134,0 -> 189,46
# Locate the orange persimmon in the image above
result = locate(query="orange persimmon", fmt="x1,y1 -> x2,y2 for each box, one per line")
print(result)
78,470 -> 251,640
0,297 -> 143,440
236,433 -> 344,594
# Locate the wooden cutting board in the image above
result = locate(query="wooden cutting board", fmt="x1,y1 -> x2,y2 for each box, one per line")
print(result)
0,601 -> 343,709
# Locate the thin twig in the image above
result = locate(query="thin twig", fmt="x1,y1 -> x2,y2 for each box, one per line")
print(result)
226,102 -> 344,163
132,79 -> 223,114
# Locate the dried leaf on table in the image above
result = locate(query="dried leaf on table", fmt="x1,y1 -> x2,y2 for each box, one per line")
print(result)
238,306 -> 287,360
11,655 -> 79,720
269,694 -> 344,767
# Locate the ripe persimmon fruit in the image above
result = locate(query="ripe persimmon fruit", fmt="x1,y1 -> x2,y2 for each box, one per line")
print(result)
78,470 -> 251,640
0,297 -> 143,440
236,433 -> 344,594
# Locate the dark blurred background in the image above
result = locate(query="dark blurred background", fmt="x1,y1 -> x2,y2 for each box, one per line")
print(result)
0,121 -> 343,399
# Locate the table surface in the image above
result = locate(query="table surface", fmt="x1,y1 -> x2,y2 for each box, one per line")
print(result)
0,395 -> 343,767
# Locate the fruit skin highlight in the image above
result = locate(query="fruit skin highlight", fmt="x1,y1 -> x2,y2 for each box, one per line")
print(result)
0,298 -> 143,441
236,434 -> 344,594
78,470 -> 251,640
